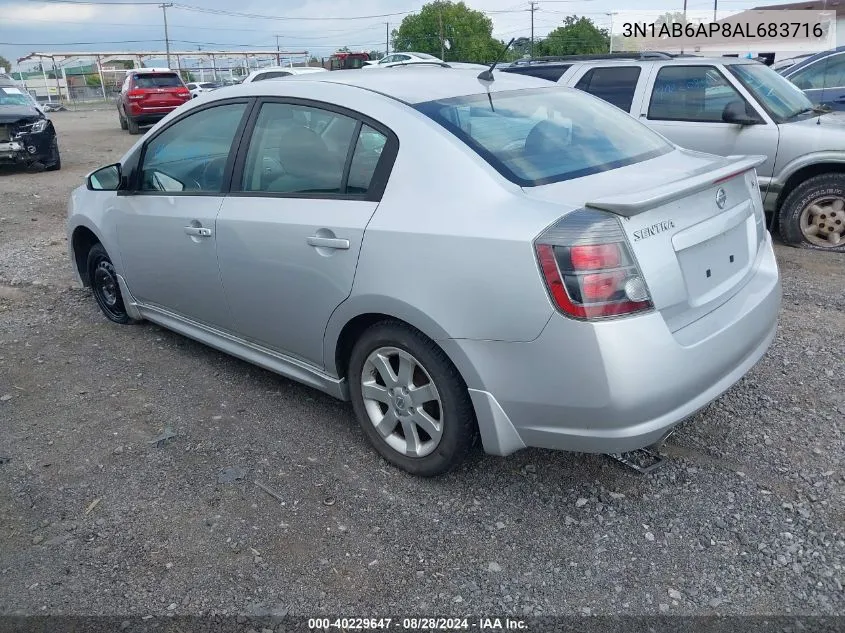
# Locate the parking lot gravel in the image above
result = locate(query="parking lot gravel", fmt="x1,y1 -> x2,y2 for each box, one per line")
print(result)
0,109 -> 843,620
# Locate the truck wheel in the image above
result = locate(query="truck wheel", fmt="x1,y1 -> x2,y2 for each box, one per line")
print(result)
127,117 -> 141,135
779,173 -> 845,251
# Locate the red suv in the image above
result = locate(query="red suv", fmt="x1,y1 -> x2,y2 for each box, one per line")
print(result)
117,69 -> 190,134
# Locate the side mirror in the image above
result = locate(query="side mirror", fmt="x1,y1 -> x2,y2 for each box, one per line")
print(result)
722,100 -> 760,125
87,163 -> 122,191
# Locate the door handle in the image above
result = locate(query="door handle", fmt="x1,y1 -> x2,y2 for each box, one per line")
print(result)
184,226 -> 213,237
306,236 -> 350,250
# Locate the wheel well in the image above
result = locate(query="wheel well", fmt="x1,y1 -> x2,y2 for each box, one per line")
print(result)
776,163 -> 845,214
334,313 -> 393,380
71,227 -> 100,286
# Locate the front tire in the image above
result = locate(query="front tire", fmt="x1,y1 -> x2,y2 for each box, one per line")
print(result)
779,173 -> 845,251
44,138 -> 61,171
348,321 -> 476,477
86,243 -> 137,325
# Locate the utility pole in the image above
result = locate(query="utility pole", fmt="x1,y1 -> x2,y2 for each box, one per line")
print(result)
439,4 -> 445,60
160,3 -> 173,69
275,35 -> 281,66
714,0 -> 718,22
529,2 -> 538,58
385,22 -> 389,55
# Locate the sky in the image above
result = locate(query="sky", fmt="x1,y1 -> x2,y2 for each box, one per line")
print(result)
0,0 -> 798,70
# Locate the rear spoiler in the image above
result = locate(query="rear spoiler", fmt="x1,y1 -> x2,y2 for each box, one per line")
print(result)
585,154 -> 767,218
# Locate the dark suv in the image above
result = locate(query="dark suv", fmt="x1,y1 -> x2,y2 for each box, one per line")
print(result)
117,69 -> 190,134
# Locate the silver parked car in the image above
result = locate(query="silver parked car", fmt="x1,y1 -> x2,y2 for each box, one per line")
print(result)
67,69 -> 781,476
507,54 -> 845,251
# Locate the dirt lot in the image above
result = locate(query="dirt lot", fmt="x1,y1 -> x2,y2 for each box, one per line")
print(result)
0,109 -> 843,622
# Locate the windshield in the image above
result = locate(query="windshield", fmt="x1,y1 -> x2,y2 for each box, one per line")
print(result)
0,87 -> 34,107
727,63 -> 814,121
415,87 -> 673,187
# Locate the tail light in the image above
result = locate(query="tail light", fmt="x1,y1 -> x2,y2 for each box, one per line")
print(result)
176,88 -> 190,98
535,209 -> 653,320
127,89 -> 146,100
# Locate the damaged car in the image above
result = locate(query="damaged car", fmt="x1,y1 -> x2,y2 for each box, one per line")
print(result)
0,84 -> 61,171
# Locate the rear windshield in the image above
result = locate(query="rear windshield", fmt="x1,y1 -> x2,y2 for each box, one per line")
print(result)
133,73 -> 182,88
415,87 -> 672,187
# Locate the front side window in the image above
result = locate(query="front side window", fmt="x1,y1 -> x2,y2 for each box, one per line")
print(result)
788,53 -> 845,90
575,66 -> 641,112
416,87 -> 672,187
728,62 -> 814,121
648,65 -> 746,122
240,102 -> 359,194
140,103 -> 247,193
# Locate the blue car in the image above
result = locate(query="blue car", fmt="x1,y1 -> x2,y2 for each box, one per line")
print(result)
780,46 -> 845,110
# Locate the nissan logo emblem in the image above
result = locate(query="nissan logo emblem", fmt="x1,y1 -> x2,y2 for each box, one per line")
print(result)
715,188 -> 727,210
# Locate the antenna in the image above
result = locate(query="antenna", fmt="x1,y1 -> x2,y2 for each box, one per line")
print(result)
478,38 -> 516,82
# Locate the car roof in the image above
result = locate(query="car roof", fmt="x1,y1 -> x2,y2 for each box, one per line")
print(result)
506,55 -> 760,69
129,67 -> 177,74
568,56 -> 759,67
274,67 -> 553,104
782,46 -> 845,76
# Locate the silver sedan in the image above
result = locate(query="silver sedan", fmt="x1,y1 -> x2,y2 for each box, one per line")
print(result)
67,69 -> 781,476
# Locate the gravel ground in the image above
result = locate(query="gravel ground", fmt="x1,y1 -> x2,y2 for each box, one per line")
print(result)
0,110 -> 843,621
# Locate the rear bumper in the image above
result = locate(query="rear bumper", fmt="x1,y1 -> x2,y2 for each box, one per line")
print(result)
124,105 -> 182,124
446,233 -> 781,456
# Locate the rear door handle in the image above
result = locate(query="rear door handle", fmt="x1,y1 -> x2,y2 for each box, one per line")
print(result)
306,236 -> 350,250
184,226 -> 213,237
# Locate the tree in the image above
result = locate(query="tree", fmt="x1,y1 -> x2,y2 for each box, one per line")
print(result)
654,11 -> 687,27
0,54 -> 11,73
368,50 -> 384,60
392,1 -> 499,63
535,15 -> 609,57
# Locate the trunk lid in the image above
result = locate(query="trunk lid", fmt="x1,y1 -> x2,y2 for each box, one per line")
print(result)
131,73 -> 187,108
523,149 -> 768,331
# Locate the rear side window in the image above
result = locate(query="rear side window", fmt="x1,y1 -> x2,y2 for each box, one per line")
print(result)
239,102 -> 358,194
347,125 -> 387,194
416,87 -> 672,187
255,71 -> 291,81
505,65 -> 570,82
133,73 -> 181,88
574,66 -> 641,112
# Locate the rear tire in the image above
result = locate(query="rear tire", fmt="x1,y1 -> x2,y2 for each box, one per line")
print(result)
86,243 -> 137,325
348,320 -> 476,477
778,173 -> 845,251
127,116 -> 141,135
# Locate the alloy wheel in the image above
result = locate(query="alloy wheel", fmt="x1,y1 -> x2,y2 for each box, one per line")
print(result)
360,346 -> 443,458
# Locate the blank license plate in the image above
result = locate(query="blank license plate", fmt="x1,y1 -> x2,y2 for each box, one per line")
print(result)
677,217 -> 752,306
